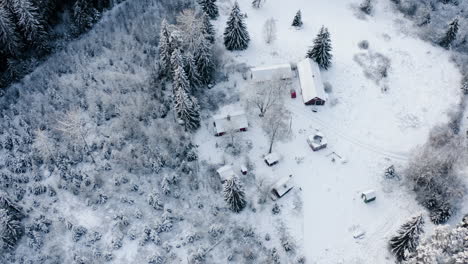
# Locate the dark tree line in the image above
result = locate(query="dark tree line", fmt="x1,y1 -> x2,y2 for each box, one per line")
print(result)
0,0 -> 111,87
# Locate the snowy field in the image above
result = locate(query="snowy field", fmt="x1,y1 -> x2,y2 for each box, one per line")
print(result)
196,0 -> 463,262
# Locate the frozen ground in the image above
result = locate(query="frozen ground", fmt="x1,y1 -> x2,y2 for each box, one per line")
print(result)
196,0 -> 463,263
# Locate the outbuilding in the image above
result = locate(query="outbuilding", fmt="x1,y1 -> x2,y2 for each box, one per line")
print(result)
307,132 -> 328,151
361,190 -> 376,203
250,64 -> 293,83
213,111 -> 248,137
216,165 -> 236,183
297,58 -> 327,105
264,152 -> 280,166
271,175 -> 294,200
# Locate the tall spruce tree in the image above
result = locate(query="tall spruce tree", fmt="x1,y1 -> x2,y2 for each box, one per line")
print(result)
158,19 -> 172,78
173,60 -> 190,94
184,52 -> 201,89
439,18 -> 459,49
9,0 -> 46,45
198,0 -> 218,20
306,26 -> 333,70
389,214 -> 424,262
195,37 -> 214,85
224,1 -> 250,51
171,48 -> 185,77
292,10 -> 303,28
0,4 -> 20,55
223,176 -> 246,213
201,12 -> 215,43
173,65 -> 200,131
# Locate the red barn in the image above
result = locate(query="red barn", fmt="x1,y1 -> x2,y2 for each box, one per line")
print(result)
297,59 -> 327,105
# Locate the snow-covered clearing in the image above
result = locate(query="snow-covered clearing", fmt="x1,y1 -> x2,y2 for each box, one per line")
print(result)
196,0 -> 462,262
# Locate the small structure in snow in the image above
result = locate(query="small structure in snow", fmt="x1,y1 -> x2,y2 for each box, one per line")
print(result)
240,165 -> 248,175
361,190 -> 376,203
353,230 -> 366,239
212,111 -> 248,136
264,152 -> 280,166
290,88 -> 296,99
297,58 -> 327,105
216,165 -> 236,182
307,132 -> 328,151
271,175 -> 294,200
250,64 -> 293,83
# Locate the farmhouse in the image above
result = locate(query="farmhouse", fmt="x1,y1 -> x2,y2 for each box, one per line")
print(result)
271,175 -> 294,199
297,58 -> 327,105
250,64 -> 293,83
213,111 -> 248,136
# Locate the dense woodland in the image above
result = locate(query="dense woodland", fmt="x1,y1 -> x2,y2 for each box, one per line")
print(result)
0,0 -> 467,263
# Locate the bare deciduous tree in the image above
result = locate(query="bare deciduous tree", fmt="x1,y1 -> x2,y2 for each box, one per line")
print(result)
248,80 -> 284,117
32,129 -> 56,162
55,110 -> 96,163
262,105 -> 291,154
263,18 -> 277,44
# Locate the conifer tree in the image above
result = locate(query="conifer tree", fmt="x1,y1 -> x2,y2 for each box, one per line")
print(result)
201,12 -> 215,43
292,10 -> 303,28
252,0 -> 264,9
173,61 -> 190,94
0,208 -> 23,250
224,2 -> 250,51
9,0 -> 47,45
158,19 -> 172,78
223,176 -> 246,213
173,66 -> 200,131
198,0 -> 218,20
171,48 -> 185,77
72,0 -> 98,34
389,214 -> 424,262
184,52 -> 201,89
306,26 -> 333,70
0,4 -> 20,55
439,18 -> 459,49
195,37 -> 214,85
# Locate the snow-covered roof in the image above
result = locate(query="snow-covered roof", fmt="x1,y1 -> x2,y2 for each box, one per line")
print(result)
213,111 -> 248,134
264,152 -> 279,165
307,132 -> 328,149
297,59 -> 327,103
272,175 -> 294,197
250,64 -> 293,82
216,165 -> 236,181
361,190 -> 376,199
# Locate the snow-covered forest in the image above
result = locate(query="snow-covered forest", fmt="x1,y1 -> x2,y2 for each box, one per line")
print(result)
0,0 -> 467,263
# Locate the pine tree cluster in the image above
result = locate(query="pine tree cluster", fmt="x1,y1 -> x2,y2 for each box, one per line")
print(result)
306,26 -> 333,70
389,214 -> 424,261
157,9 -> 217,131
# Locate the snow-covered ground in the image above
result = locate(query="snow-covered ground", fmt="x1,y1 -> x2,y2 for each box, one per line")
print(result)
196,0 -> 463,262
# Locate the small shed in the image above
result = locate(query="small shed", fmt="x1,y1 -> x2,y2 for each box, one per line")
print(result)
240,165 -> 248,175
216,165 -> 236,182
250,64 -> 293,83
307,132 -> 328,151
297,58 -> 327,105
264,153 -> 280,166
213,111 -> 248,136
271,175 -> 294,199
290,88 -> 297,99
361,190 -> 376,203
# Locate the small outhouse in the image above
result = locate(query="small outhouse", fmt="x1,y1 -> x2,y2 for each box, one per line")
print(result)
361,190 -> 376,203
264,153 -> 280,167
